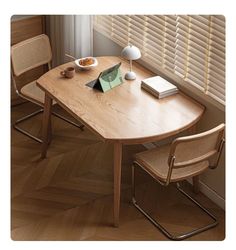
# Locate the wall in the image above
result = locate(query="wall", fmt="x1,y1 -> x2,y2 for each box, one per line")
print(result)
93,30 -> 225,208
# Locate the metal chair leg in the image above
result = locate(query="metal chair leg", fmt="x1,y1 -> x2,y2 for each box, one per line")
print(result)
13,109 -> 43,143
52,111 -> 84,130
131,163 -> 218,240
175,182 -> 218,239
13,107 -> 84,143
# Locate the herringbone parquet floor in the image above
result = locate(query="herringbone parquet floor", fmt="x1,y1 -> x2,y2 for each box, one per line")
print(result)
11,102 -> 225,240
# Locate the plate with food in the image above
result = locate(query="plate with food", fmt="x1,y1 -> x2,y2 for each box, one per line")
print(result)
75,57 -> 98,70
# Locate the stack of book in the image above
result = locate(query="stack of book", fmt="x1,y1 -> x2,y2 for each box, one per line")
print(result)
141,76 -> 178,99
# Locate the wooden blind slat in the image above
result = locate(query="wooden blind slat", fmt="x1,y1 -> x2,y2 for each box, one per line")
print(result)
94,15 -> 225,105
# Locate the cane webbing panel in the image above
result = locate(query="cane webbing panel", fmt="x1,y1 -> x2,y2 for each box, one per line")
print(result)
11,34 -> 52,77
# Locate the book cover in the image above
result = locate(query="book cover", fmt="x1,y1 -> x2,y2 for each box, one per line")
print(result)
141,76 -> 178,98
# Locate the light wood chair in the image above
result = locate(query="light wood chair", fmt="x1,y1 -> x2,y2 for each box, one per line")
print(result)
132,124 -> 225,240
11,34 -> 84,143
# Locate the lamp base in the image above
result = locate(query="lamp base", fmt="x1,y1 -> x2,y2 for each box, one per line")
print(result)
124,71 -> 136,80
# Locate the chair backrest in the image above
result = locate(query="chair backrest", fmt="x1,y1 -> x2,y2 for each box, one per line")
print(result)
11,34 -> 52,77
168,124 -> 225,169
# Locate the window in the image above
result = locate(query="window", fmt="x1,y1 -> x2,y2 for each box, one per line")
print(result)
93,15 -> 225,105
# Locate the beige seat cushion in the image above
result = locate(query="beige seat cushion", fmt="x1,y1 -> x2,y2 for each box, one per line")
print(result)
20,81 -> 56,106
134,144 -> 209,183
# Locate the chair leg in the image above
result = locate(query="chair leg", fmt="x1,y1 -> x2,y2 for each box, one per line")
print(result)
175,182 -> 218,239
52,111 -> 84,130
13,106 -> 84,143
13,108 -> 44,143
131,163 -> 218,240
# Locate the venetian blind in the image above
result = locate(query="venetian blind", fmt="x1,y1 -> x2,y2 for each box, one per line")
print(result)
93,15 -> 225,105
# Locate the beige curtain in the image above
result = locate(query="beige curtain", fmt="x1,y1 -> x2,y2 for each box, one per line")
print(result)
46,15 -> 93,67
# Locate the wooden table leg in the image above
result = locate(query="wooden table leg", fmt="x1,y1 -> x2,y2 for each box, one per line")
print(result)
193,175 -> 200,193
41,94 -> 52,159
113,142 -> 122,227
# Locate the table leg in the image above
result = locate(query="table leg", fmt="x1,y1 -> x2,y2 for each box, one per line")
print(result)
41,94 -> 52,159
193,175 -> 200,193
113,142 -> 122,227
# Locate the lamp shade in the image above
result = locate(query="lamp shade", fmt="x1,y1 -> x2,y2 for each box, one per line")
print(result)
121,45 -> 141,60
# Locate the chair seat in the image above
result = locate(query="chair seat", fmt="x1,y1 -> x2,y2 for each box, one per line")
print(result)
20,81 -> 56,106
134,144 -> 209,183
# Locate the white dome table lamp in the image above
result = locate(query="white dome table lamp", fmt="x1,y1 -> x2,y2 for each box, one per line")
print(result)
121,44 -> 141,80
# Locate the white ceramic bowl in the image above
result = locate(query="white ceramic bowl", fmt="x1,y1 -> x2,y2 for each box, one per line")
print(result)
75,57 -> 98,70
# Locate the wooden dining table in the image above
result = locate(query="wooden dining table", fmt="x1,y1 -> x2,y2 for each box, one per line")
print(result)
37,56 -> 205,227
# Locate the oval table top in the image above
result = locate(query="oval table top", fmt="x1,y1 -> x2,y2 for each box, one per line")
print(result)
37,56 -> 205,144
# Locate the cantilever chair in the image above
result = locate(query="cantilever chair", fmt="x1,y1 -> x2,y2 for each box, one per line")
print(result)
132,124 -> 225,240
11,34 -> 83,143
